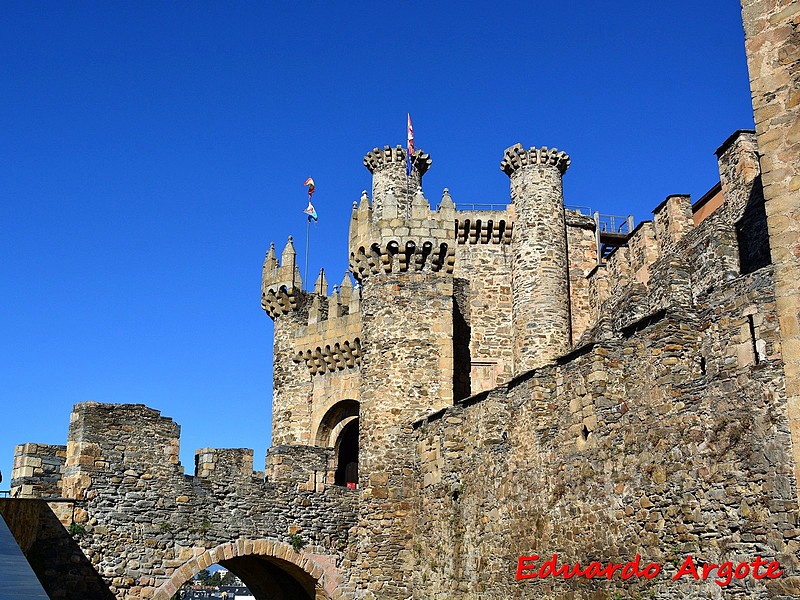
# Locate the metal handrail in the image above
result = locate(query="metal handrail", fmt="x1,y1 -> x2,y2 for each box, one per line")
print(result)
454,203 -> 509,212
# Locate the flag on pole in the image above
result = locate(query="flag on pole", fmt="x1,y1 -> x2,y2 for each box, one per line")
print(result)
406,114 -> 414,175
304,177 -> 315,198
304,201 -> 318,222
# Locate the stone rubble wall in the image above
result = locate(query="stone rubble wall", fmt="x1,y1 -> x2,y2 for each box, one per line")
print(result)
356,271 -> 455,599
51,402 -> 357,600
453,209 -> 516,393
565,210 -> 599,342
412,263 -> 799,598
741,0 -> 800,489
11,442 -> 67,498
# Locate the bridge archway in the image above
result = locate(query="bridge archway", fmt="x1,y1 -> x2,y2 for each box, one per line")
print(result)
152,539 -> 340,600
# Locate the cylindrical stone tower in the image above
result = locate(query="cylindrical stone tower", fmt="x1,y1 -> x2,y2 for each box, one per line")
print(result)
501,144 -> 572,373
353,146 -> 454,599
363,145 -> 431,219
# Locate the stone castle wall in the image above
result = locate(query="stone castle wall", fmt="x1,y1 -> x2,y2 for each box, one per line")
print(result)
741,0 -> 800,486
7,4 -> 800,595
11,442 -> 66,498
22,402 -> 359,600
453,209 -> 515,392
411,269 -> 798,598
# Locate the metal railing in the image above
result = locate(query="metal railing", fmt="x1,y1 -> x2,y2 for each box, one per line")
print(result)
595,212 -> 635,235
454,203 -> 509,212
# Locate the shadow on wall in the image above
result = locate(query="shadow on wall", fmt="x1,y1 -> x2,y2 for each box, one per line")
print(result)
736,174 -> 772,275
218,555 -> 317,600
0,499 -> 115,600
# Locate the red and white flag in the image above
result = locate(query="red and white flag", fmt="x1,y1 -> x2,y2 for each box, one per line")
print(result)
406,114 -> 414,175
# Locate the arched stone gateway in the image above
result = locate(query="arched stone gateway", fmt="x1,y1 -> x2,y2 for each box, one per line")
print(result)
152,539 -> 341,600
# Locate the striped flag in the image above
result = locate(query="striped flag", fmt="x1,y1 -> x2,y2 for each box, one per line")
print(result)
406,114 -> 414,175
304,177 -> 315,198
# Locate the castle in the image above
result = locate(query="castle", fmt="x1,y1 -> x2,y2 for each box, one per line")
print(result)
3,2 -> 799,599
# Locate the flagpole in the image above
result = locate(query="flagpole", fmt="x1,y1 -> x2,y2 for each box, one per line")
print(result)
305,217 -> 310,291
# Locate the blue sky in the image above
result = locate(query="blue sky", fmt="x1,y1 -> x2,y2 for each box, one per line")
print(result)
1,1 -> 754,485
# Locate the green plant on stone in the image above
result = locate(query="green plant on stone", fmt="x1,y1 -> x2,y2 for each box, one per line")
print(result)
68,522 -> 86,537
289,533 -> 306,552
198,517 -> 211,535
159,521 -> 173,534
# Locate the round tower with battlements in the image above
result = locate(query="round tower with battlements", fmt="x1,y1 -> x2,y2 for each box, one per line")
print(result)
501,144 -> 572,373
363,145 -> 431,219
353,145 -> 454,599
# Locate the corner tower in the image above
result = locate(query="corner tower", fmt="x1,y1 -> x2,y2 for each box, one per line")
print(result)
502,144 -> 572,372
261,237 -> 313,445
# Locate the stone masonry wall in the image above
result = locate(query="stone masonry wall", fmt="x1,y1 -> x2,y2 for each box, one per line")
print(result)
412,266 -> 799,598
503,145 -> 572,372
453,209 -> 515,392
356,271 -> 454,599
11,442 -> 66,498
565,210 -> 599,341
741,0 -> 800,486
56,402 -> 357,600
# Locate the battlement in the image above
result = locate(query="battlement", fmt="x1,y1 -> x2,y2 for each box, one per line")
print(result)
11,443 -> 67,498
261,237 -> 304,320
500,144 -> 571,176
194,447 -> 255,481
362,145 -> 433,222
363,145 -> 431,176
264,445 -> 334,492
348,188 -> 456,283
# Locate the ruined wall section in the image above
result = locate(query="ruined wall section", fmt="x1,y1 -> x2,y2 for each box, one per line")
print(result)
412,266 -> 799,598
44,402 -> 358,600
11,442 -> 66,498
585,131 -> 766,345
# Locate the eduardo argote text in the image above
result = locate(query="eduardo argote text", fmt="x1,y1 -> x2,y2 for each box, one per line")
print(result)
517,553 -> 784,587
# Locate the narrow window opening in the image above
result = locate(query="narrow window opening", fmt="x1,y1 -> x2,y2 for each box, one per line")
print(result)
748,314 -> 760,365
700,356 -> 706,375
581,424 -> 591,441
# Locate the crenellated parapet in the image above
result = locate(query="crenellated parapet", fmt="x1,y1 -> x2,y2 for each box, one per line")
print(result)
261,237 -> 304,320
348,187 -> 456,283
362,145 -> 433,221
500,144 -> 571,176
363,145 -> 431,177
194,447 -> 257,481
293,270 -> 364,376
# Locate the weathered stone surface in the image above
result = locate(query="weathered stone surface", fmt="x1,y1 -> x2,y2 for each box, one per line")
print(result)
7,5 -> 800,598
